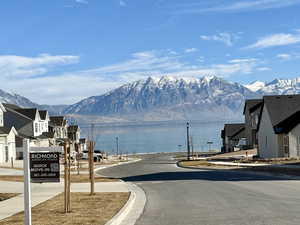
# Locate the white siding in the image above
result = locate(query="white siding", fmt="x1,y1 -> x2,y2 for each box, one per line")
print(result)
288,124 -> 300,157
258,106 -> 279,158
0,130 -> 16,163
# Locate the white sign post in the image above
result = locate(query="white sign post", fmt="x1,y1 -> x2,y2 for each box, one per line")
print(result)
23,139 -> 32,225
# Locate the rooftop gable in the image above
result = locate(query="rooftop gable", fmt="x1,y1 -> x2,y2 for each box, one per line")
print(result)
15,108 -> 39,121
39,110 -> 49,120
243,99 -> 263,115
50,116 -> 66,126
264,95 -> 300,127
0,103 -> 7,112
224,123 -> 245,137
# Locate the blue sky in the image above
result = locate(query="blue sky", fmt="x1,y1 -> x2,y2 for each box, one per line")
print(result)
1,0 -> 300,104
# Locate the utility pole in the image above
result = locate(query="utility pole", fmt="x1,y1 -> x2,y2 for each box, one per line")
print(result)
186,122 -> 190,161
116,137 -> 119,157
191,136 -> 194,160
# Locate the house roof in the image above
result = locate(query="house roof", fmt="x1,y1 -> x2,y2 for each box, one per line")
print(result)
50,116 -> 66,126
264,95 -> 300,127
14,108 -> 38,120
224,123 -> 245,138
38,110 -> 48,120
4,108 -> 34,137
0,126 -> 11,135
0,126 -> 18,136
79,138 -> 86,143
243,99 -> 263,115
2,103 -> 21,111
38,131 -> 55,139
68,125 -> 79,132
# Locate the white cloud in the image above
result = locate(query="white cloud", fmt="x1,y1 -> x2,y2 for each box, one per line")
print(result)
257,67 -> 272,71
75,0 -> 88,4
200,33 -> 236,46
0,51 -> 263,105
276,53 -> 292,60
0,54 -> 79,78
184,48 -> 198,53
175,0 -> 300,14
245,31 -> 300,49
120,0 -> 126,7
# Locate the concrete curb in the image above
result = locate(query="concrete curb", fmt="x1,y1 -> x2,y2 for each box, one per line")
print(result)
95,158 -> 142,172
105,182 -> 146,225
176,160 -> 300,180
96,158 -> 146,225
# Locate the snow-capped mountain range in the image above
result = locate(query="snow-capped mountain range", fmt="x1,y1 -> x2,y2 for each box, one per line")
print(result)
64,76 -> 257,122
1,76 -> 300,122
246,78 -> 300,95
0,89 -> 67,115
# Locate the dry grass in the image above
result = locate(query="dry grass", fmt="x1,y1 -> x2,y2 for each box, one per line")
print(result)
0,193 -> 19,202
0,166 -> 23,170
0,192 -> 130,225
179,160 -> 234,169
179,160 -> 240,169
67,174 -> 119,183
0,175 -> 24,182
0,174 -> 118,183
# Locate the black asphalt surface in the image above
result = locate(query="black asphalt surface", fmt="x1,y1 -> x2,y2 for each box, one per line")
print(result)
98,154 -> 300,225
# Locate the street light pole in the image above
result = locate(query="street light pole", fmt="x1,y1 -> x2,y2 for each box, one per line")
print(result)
116,137 -> 119,157
186,122 -> 190,161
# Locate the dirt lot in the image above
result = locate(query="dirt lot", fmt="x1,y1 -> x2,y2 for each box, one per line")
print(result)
68,174 -> 119,183
0,192 -> 130,225
0,193 -> 19,202
0,174 -> 119,183
178,160 -> 239,169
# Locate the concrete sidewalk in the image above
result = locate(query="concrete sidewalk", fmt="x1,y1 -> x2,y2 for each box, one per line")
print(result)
0,157 -> 143,223
0,180 -> 130,221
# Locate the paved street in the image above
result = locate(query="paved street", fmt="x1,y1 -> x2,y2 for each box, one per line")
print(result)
98,154 -> 300,225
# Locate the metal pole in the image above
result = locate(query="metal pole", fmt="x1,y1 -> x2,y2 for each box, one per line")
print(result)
187,122 -> 190,161
64,142 -> 67,213
91,141 -> 95,195
116,137 -> 119,157
191,136 -> 194,160
23,139 -> 32,225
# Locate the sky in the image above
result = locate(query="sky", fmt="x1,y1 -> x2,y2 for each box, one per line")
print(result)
1,0 -> 300,105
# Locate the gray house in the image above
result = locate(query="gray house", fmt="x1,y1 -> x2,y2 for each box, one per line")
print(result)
221,123 -> 245,153
257,95 -> 300,158
243,99 -> 263,149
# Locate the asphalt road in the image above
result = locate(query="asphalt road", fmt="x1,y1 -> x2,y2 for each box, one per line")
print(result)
98,154 -> 300,225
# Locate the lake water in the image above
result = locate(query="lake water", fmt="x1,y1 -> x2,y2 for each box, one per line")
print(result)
80,121 -> 226,155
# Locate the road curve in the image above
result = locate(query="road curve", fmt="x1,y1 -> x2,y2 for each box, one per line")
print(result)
98,154 -> 300,225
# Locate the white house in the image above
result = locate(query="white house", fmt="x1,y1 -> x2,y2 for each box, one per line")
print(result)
0,103 -> 18,163
257,95 -> 300,158
38,110 -> 50,133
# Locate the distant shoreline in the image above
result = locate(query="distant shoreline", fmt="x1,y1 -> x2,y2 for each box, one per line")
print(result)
78,119 -> 242,129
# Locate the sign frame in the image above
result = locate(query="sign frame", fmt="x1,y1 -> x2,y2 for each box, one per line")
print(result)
30,152 -> 60,183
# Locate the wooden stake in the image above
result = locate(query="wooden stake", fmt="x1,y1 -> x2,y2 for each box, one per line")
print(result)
88,141 -> 95,195
91,141 -> 95,195
64,142 -> 68,213
68,144 -> 71,212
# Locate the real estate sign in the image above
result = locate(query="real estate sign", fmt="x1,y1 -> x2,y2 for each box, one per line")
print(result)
30,152 -> 60,183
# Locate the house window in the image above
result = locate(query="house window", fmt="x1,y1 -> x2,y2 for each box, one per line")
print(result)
35,123 -> 38,133
283,135 -> 289,156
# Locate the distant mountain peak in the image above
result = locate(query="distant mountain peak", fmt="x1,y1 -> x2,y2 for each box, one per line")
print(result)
245,80 -> 266,92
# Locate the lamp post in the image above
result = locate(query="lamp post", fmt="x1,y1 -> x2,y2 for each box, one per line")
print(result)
186,122 -> 190,161
116,137 -> 119,157
207,141 -> 213,152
